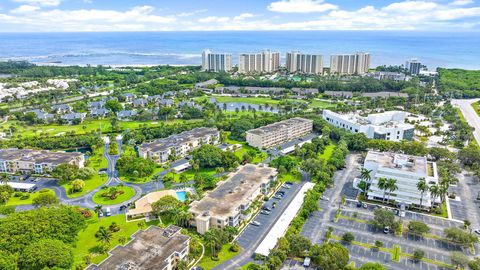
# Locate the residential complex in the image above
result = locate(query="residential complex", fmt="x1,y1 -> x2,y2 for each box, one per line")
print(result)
138,127 -> 220,163
189,164 -> 277,234
406,58 -> 422,75
238,50 -> 280,74
201,49 -> 232,72
0,148 -> 85,174
323,110 -> 415,141
88,225 -> 190,270
330,52 -> 371,75
364,151 -> 439,208
246,117 -> 313,149
286,51 -> 323,74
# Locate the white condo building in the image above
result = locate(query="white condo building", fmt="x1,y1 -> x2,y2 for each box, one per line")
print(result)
238,50 -> 280,74
406,59 -> 422,75
330,52 -> 371,75
286,51 -> 323,75
364,151 -> 439,208
323,110 -> 415,141
201,49 -> 232,72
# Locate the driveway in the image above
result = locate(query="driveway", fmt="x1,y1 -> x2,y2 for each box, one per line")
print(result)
452,98 -> 480,144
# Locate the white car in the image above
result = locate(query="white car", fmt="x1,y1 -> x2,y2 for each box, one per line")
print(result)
251,221 -> 261,226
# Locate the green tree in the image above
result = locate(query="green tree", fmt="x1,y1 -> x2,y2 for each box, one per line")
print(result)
370,208 -> 400,231
386,178 -> 398,203
413,249 -> 425,262
342,232 -> 355,244
71,179 -> 85,192
407,221 -> 430,236
444,227 -> 478,246
0,250 -> 18,270
151,195 -> 182,216
32,192 -> 59,207
359,262 -> 387,270
451,251 -> 469,269
377,177 -> 388,204
416,178 -> 428,209
18,239 -> 73,270
105,99 -> 123,113
360,167 -> 372,194
51,163 -> 79,183
95,226 -> 113,245
314,242 -> 349,270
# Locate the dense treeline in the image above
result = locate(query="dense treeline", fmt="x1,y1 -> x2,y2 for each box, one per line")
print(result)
0,206 -> 86,270
214,72 -> 417,93
0,133 -> 102,150
0,61 -> 109,77
438,68 -> 480,98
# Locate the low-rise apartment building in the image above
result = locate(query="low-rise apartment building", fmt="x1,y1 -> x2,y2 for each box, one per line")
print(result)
364,151 -> 439,208
88,225 -> 190,270
323,110 -> 414,141
246,117 -> 313,149
189,164 -> 277,234
0,148 -> 85,174
138,127 -> 220,163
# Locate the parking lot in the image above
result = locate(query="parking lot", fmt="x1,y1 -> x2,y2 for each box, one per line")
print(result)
299,154 -> 473,270
215,181 -> 306,270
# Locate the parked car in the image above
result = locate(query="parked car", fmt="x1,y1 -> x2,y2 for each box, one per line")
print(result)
262,206 -> 272,211
356,201 -> 362,207
282,184 -> 291,189
474,229 -> 480,235
399,211 -> 406,217
105,207 -> 111,216
285,181 -> 293,185
260,210 -> 270,215
274,195 -> 283,200
303,257 -> 311,267
383,226 -> 390,234
251,221 -> 261,226
362,203 -> 368,209
321,196 -> 330,201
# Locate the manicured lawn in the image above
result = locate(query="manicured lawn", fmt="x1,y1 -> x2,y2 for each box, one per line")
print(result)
72,214 -> 160,268
92,186 -> 136,205
309,99 -> 335,109
6,188 -> 55,206
278,171 -> 302,183
62,145 -> 108,198
0,119 -> 202,138
319,143 -> 336,161
165,167 -> 217,183
233,146 -> 267,164
197,243 -> 241,269
472,101 -> 480,116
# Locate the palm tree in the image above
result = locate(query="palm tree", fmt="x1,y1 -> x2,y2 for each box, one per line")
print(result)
417,178 -> 428,210
0,173 -> 9,185
386,178 -> 398,204
94,205 -> 103,217
360,168 -> 372,195
377,177 -> 388,204
429,184 -> 440,208
96,226 -> 112,245
204,230 -> 219,258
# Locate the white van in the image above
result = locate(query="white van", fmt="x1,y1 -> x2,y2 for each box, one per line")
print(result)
105,207 -> 111,216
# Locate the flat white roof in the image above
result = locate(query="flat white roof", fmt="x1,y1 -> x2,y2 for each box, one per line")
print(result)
8,182 -> 36,189
255,182 -> 315,256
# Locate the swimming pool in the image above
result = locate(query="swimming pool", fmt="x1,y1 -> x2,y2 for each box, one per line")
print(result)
176,191 -> 187,202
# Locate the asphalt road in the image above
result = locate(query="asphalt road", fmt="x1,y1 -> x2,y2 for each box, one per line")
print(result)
452,98 -> 480,144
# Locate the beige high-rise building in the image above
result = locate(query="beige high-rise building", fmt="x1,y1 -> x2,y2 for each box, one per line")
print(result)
330,52 -> 371,75
246,117 -> 313,149
238,50 -> 280,73
286,51 -> 323,74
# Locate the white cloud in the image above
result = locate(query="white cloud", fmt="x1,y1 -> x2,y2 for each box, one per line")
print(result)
198,16 -> 230,23
450,0 -> 474,5
10,4 -> 40,13
268,0 -> 338,13
177,9 -> 207,17
233,13 -> 254,21
13,0 -> 61,7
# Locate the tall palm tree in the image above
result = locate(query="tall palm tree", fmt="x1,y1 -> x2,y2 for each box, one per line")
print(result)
417,178 -> 428,210
360,168 -> 372,195
429,184 -> 440,208
96,226 -> 112,245
377,177 -> 388,204
0,173 -> 9,185
386,178 -> 398,204
204,230 -> 219,257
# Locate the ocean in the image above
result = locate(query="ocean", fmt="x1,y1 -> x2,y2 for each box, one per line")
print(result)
0,31 -> 479,69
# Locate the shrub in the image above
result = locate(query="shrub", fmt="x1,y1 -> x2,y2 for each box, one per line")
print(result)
230,244 -> 240,252
20,194 -> 30,200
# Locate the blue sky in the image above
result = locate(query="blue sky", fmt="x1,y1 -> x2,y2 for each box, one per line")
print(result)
0,0 -> 479,31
